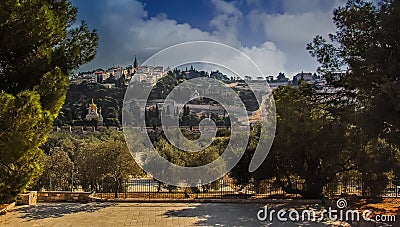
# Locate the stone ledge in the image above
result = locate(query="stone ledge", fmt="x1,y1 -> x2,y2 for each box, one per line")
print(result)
37,191 -> 92,203
0,202 -> 16,215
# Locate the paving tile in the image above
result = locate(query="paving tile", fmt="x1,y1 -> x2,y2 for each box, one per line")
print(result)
0,202 -> 359,226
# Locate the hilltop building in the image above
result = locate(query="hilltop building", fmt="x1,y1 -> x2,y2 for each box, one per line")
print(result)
132,65 -> 167,85
292,72 -> 316,86
266,72 -> 290,89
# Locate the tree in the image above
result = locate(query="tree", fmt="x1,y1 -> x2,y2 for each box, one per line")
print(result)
307,0 -> 400,146
99,140 -> 144,198
307,0 -> 400,179
270,85 -> 356,198
230,127 -> 270,187
56,82 -> 125,126
36,147 -> 74,191
0,0 -> 97,203
231,82 -> 396,198
75,134 -> 144,197
232,84 -> 352,198
34,133 -> 76,191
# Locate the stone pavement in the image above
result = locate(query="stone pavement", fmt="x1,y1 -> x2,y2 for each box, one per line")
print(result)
0,202 -> 355,226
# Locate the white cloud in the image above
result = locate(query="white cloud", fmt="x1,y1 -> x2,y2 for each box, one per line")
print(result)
76,0 -> 354,78
211,0 -> 242,16
79,0 -> 289,79
124,17 -> 215,53
209,0 -> 243,45
249,11 -> 335,48
247,5 -> 339,76
90,1 -> 216,69
281,0 -> 342,14
241,42 -> 286,76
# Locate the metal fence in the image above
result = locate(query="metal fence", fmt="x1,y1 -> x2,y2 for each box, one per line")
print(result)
324,179 -> 400,197
92,178 -> 400,200
95,178 -> 257,200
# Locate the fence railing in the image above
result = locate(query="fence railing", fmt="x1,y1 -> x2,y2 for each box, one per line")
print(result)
324,179 -> 400,197
91,178 -> 400,200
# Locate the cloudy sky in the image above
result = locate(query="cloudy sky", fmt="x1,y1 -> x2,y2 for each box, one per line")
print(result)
71,0 -> 350,78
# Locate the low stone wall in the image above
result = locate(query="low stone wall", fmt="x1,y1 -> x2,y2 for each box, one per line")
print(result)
17,191 -> 37,205
37,191 -> 91,203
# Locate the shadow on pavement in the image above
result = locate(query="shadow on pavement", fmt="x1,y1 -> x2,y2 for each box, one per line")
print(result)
16,202 -> 117,220
163,203 -> 263,226
162,203 -> 349,226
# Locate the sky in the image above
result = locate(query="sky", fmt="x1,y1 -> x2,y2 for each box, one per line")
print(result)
71,0 -> 350,78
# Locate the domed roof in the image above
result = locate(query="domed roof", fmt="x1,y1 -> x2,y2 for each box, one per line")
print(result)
89,99 -> 97,110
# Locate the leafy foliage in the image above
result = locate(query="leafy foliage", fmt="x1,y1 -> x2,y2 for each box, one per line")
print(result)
34,131 -> 144,196
307,0 -> 400,146
55,82 -> 125,126
75,133 -> 144,197
0,0 -> 97,203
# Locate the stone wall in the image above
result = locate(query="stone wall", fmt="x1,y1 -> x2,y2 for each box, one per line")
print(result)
37,191 -> 91,203
17,191 -> 37,205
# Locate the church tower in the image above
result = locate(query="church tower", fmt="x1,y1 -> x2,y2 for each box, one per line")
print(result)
133,56 -> 138,69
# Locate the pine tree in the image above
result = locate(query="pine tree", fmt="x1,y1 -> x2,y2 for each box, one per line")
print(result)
0,0 -> 98,203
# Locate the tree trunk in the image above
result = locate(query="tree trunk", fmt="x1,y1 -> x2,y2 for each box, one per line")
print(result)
301,181 -> 324,199
114,179 -> 120,198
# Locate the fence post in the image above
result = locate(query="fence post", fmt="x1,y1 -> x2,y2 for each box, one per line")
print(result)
220,179 -> 223,199
124,180 -> 127,199
269,182 -> 272,196
148,179 -> 151,199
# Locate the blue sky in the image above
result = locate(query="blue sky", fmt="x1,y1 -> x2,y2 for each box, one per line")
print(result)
71,0 -> 351,78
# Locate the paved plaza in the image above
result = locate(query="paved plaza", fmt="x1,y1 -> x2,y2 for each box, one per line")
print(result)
0,202 -> 377,226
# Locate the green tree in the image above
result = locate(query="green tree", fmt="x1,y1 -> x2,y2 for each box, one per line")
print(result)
267,84 -> 395,199
308,0 -> 400,146
230,128 -> 267,187
76,135 -> 144,197
307,0 -> 400,179
270,85 -> 356,198
37,147 -> 74,191
100,139 -> 144,198
0,0 -> 97,203
231,84 -> 391,199
34,133 -> 76,191
75,137 -> 106,192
